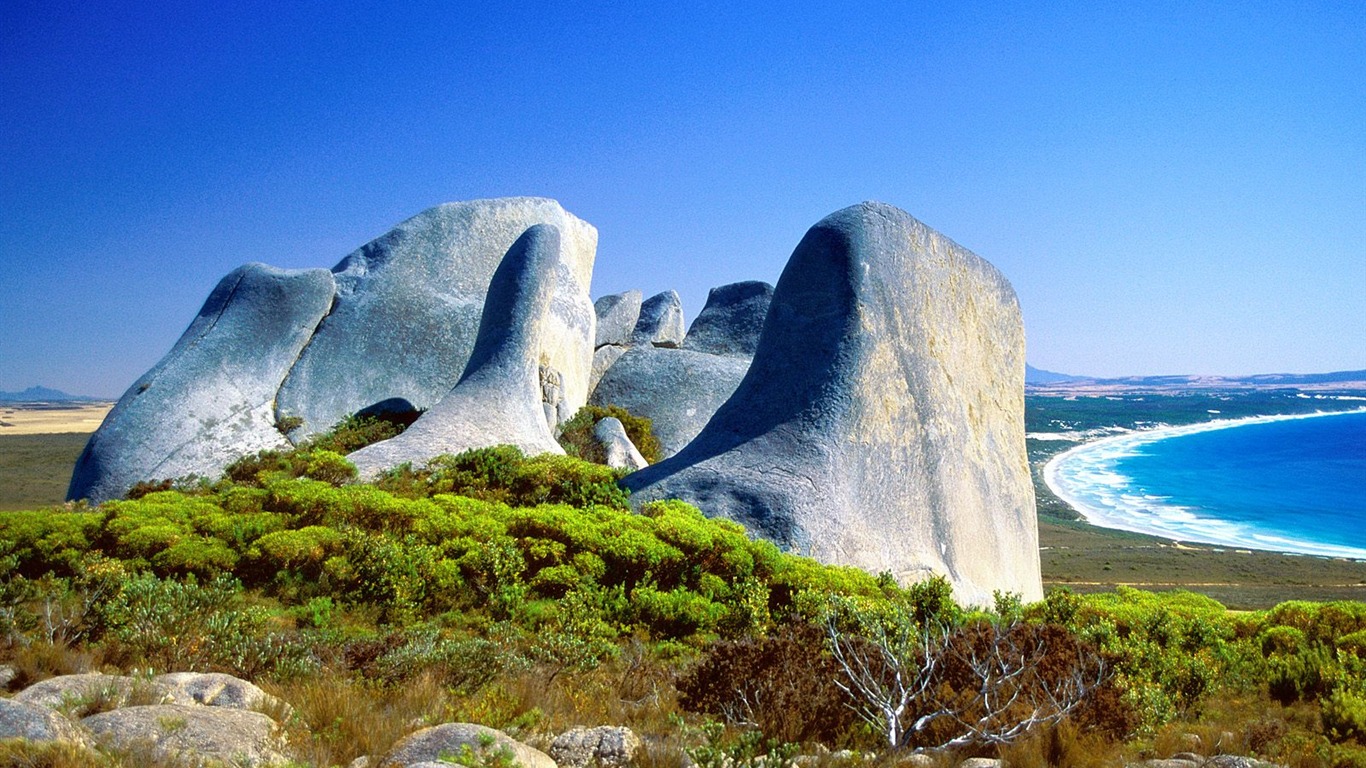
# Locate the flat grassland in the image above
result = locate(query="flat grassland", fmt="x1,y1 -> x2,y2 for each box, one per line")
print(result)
0,403 -> 109,511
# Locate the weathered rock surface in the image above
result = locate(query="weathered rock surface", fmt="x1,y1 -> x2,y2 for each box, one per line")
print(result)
154,672 -> 281,712
0,697 -> 84,743
14,673 -> 171,712
550,725 -> 641,768
589,345 -> 628,395
593,417 -> 649,471
680,281 -> 774,357
624,202 -> 1040,605
68,264 -> 335,503
380,723 -> 555,768
590,346 -> 751,459
595,290 -> 643,348
82,704 -> 288,766
276,197 -> 597,439
349,225 -> 567,478
629,291 -> 685,348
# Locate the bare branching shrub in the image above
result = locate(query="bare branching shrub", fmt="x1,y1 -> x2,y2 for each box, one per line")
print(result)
826,601 -> 1111,752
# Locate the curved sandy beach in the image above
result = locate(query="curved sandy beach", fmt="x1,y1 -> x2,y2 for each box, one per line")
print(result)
1043,408 -> 1366,560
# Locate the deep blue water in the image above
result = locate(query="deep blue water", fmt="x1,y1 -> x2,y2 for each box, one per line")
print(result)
1046,411 -> 1366,558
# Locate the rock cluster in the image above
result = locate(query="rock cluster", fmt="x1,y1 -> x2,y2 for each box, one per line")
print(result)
69,197 -> 1044,603
70,198 -> 595,503
0,672 -> 289,766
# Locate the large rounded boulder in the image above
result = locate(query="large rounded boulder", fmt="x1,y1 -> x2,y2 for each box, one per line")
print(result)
275,197 -> 597,439
68,264 -> 335,503
624,202 -> 1040,604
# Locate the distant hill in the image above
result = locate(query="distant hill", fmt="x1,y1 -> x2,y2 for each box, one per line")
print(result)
1025,365 -> 1087,385
1026,368 -> 1366,394
0,386 -> 101,403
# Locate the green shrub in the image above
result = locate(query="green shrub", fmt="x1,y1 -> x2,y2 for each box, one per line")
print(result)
375,446 -> 630,509
556,405 -> 662,464
1323,688 -> 1366,744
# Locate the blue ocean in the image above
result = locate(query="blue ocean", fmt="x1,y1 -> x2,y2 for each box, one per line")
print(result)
1045,411 -> 1366,558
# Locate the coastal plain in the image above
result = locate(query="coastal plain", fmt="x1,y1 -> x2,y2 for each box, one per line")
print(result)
2,394 -> 1363,608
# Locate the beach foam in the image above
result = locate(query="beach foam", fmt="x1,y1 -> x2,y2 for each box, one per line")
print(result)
1044,409 -> 1366,559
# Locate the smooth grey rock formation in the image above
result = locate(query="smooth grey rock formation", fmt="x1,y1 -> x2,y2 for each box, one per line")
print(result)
589,345 -> 628,395
68,264 -> 335,503
83,704 -> 288,766
349,225 -> 566,478
0,664 -> 14,689
624,202 -> 1040,605
550,725 -> 641,768
154,672 -> 282,713
14,673 -> 172,712
590,346 -> 751,459
593,417 -> 649,471
629,290 -> 685,348
276,197 -> 597,439
380,723 -> 555,768
0,697 -> 84,743
680,281 -> 774,357
594,290 -> 643,348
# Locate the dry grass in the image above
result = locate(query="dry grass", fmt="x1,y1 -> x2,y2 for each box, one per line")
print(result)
263,669 -> 455,766
1,642 -> 105,693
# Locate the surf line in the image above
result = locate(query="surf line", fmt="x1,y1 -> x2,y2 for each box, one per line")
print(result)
1043,407 -> 1366,559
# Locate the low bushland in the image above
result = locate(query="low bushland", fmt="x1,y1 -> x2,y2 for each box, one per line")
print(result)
2,421 -> 1366,766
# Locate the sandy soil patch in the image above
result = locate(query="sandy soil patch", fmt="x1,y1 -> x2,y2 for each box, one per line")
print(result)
0,403 -> 114,435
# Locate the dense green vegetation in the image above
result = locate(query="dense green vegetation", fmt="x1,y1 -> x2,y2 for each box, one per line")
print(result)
3,412 -> 1366,766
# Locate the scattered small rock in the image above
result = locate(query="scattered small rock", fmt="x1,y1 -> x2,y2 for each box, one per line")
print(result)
593,417 -> 649,471
0,697 -> 85,744
957,759 -> 1002,768
550,725 -> 642,768
0,664 -> 15,689
14,673 -> 171,714
82,704 -> 289,767
381,723 -> 555,768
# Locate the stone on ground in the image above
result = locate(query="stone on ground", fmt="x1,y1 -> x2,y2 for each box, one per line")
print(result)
624,202 -> 1041,605
154,672 -> 282,713
590,346 -> 751,459
276,197 -> 597,439
595,290 -> 643,348
380,723 -> 555,768
13,673 -> 172,713
593,417 -> 649,471
349,225 -> 566,478
680,281 -> 774,357
629,290 -> 685,348
82,704 -> 288,767
68,264 -> 335,503
0,697 -> 84,744
549,725 -> 641,768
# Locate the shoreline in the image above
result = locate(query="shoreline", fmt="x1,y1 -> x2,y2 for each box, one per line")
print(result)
1043,407 -> 1366,561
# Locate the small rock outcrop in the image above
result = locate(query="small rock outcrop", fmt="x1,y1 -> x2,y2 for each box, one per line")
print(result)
590,347 -> 751,458
68,264 -> 335,503
680,280 -> 774,357
624,202 -> 1041,605
594,290 -> 643,348
629,290 -> 685,348
0,698 -> 84,744
13,673 -> 169,712
380,723 -> 555,768
593,417 -> 649,471
82,704 -> 288,767
349,225 -> 566,478
550,725 -> 641,768
154,672 -> 281,712
276,197 -> 598,439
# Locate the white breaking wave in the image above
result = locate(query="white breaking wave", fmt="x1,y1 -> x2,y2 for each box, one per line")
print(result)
1043,409 -> 1366,560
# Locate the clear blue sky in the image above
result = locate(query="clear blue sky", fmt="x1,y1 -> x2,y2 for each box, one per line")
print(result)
2,1 -> 1362,397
